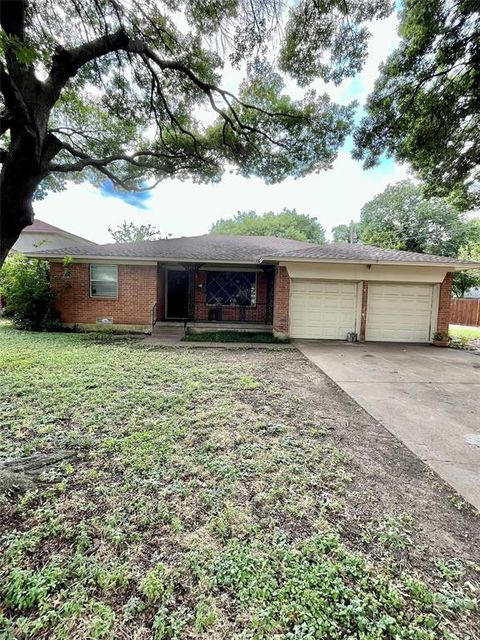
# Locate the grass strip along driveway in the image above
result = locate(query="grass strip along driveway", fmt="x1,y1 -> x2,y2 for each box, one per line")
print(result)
0,324 -> 478,639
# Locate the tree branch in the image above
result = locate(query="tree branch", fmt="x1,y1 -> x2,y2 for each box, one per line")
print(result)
47,28 -> 143,99
48,140 -> 214,181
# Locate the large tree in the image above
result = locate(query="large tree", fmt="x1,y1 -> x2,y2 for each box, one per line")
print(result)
210,209 -> 325,243
359,181 -> 469,256
354,0 -> 480,206
0,0 -> 391,265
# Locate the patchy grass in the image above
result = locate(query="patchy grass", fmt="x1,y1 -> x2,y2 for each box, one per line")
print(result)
0,322 -> 478,639
449,324 -> 480,340
183,330 -> 287,343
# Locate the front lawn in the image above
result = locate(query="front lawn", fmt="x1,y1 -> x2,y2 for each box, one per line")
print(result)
0,323 -> 478,639
449,324 -> 480,340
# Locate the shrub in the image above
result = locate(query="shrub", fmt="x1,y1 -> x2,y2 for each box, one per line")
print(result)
433,331 -> 449,342
449,335 -> 470,350
0,255 -> 59,331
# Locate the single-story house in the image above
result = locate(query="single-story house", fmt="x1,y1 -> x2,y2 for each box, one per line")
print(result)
12,219 -> 96,253
28,235 -> 479,342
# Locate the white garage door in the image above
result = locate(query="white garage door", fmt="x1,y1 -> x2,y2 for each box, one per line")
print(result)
289,280 -> 358,339
366,283 -> 434,342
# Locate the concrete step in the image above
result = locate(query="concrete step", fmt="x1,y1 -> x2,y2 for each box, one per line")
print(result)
152,324 -> 185,337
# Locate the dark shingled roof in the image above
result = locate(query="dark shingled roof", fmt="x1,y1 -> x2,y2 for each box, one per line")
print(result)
28,234 -> 480,267
261,242 -> 472,265
29,234 -> 315,261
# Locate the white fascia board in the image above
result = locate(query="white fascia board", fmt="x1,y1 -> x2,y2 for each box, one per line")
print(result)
258,256 -> 479,270
32,254 -> 263,266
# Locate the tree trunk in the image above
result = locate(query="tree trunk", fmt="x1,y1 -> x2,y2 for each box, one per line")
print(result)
0,154 -> 43,265
0,122 -> 60,266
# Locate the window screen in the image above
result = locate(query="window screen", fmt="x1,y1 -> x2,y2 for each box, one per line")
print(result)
206,271 -> 256,306
90,264 -> 118,298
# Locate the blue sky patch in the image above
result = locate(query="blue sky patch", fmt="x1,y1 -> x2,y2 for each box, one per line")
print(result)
100,180 -> 152,210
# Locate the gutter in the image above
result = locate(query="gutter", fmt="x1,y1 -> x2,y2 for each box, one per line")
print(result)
259,256 -> 480,271
25,253 -> 267,266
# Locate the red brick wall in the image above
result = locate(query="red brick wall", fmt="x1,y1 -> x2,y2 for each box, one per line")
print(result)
50,262 -> 157,326
437,272 -> 453,334
273,266 -> 290,334
193,270 -> 268,322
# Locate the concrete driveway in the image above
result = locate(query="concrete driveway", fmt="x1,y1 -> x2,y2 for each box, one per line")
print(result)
295,340 -> 480,511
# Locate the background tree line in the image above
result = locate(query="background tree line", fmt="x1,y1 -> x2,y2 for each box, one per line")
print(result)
210,181 -> 480,297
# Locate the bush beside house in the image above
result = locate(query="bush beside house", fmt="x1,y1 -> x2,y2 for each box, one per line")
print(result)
0,256 -> 60,331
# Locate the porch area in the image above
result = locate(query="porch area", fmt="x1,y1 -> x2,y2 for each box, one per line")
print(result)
152,263 -> 275,333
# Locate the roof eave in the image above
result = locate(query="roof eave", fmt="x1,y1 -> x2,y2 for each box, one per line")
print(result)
25,253 -> 263,265
260,256 -> 480,270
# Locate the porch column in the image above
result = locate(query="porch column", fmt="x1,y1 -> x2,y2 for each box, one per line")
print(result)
187,265 -> 196,321
156,263 -> 165,321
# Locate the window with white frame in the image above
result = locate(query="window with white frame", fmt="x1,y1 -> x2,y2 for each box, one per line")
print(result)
90,264 -> 118,298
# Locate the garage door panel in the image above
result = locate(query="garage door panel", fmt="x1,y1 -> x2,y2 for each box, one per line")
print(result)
289,280 -> 358,339
366,283 -> 433,343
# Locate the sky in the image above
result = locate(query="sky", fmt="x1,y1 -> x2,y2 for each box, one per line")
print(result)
34,10 -> 410,245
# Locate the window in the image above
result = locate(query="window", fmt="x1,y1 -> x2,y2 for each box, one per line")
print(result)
90,264 -> 118,298
206,271 -> 256,306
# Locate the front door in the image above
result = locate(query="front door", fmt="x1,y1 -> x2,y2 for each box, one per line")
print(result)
166,270 -> 189,319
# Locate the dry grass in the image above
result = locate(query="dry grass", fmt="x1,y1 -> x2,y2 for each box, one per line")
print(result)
0,323 -> 478,639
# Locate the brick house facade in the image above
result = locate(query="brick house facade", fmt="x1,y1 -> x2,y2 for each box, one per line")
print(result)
50,262 -> 157,327
34,234 -> 468,341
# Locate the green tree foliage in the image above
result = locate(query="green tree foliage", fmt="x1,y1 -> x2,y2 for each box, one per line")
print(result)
331,222 -> 361,243
358,181 -> 480,297
0,0 -> 390,263
108,221 -> 163,243
359,181 -> 467,256
210,209 -> 325,243
354,1 -> 480,206
0,255 -> 59,331
452,219 -> 480,297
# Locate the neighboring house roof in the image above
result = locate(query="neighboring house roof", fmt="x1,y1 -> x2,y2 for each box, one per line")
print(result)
22,219 -> 96,245
27,234 -> 480,269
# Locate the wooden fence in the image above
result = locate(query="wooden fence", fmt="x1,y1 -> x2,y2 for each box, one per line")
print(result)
450,298 -> 480,327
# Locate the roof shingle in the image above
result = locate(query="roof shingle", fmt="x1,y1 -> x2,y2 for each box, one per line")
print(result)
27,234 -> 480,267
263,242 -> 471,264
29,234 -> 314,261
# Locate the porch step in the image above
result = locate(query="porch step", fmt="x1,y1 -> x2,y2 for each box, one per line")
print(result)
152,324 -> 185,338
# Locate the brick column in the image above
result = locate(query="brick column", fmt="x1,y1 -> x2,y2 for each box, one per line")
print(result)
359,281 -> 368,342
273,265 -> 290,338
436,272 -> 453,335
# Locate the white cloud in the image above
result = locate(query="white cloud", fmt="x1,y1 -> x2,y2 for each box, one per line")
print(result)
35,152 -> 409,243
34,11 -> 406,244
